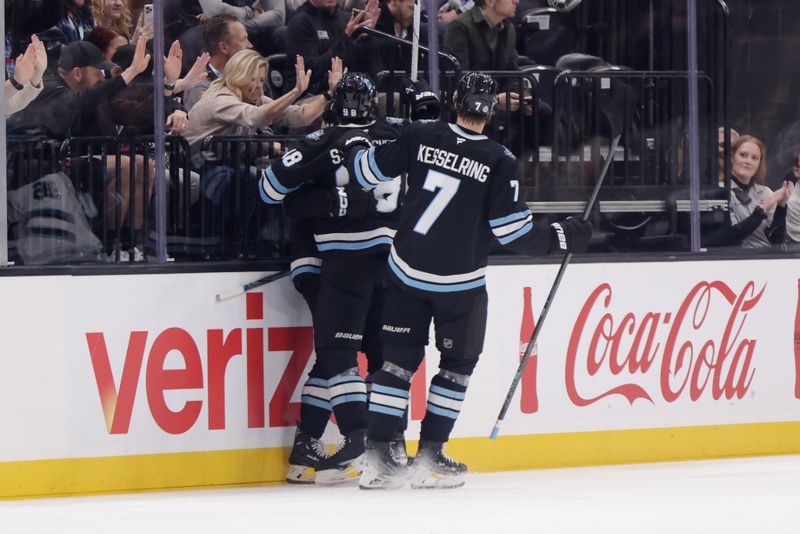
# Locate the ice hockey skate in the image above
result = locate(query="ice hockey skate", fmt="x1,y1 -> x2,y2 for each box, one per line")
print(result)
358,439 -> 409,490
389,432 -> 411,466
315,430 -> 365,485
409,441 -> 467,489
285,430 -> 326,484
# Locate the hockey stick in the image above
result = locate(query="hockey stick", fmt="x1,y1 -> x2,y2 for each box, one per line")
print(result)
489,133 -> 621,440
215,270 -> 290,302
410,1 -> 421,82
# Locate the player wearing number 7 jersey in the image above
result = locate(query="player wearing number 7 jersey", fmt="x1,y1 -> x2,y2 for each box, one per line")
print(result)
345,72 -> 593,489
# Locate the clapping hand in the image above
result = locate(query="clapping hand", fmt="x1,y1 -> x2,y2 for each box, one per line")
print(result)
294,55 -> 311,95
174,52 -> 210,93
31,35 -> 47,86
12,42 -> 37,87
164,41 -> 183,87
327,56 -> 346,97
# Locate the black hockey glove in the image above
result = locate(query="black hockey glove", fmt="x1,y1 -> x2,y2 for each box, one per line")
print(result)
400,77 -> 441,121
549,217 -> 593,254
332,184 -> 377,219
337,129 -> 374,161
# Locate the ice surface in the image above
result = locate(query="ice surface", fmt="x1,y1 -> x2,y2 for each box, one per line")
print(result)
1,455 -> 798,534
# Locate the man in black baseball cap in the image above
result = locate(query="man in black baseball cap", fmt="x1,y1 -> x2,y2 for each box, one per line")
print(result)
9,36 -> 151,138
58,40 -> 117,76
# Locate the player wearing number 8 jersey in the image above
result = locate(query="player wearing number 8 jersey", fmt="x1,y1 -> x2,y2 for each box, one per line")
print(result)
345,72 -> 593,489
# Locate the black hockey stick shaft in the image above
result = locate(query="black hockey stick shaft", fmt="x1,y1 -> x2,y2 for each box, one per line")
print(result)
490,134 -> 621,439
215,270 -> 290,302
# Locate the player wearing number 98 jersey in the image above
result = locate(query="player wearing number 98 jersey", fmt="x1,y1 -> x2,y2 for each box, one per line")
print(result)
345,72 -> 592,490
269,73 -> 418,486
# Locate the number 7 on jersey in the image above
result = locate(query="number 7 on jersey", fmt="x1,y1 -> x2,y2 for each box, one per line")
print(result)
413,170 -> 461,235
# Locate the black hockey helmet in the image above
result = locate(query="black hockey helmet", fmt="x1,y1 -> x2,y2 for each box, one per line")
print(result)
454,72 -> 498,118
332,72 -> 378,124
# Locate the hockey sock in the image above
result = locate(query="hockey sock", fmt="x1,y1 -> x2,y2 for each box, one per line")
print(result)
367,362 -> 413,442
328,367 -> 368,435
419,370 -> 469,443
298,376 -> 331,439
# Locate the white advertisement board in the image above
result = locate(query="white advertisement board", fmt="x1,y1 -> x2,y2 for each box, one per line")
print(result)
1,260 -> 799,469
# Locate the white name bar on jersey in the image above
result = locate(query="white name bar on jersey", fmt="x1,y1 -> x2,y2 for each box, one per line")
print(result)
417,144 -> 490,183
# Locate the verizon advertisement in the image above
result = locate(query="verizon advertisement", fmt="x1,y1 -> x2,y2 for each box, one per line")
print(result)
0,260 -> 798,463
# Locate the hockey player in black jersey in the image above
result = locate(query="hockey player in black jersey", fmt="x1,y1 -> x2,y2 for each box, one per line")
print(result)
272,72 -> 420,484
345,72 -> 592,489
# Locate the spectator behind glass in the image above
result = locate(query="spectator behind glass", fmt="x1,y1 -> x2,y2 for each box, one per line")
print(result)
195,0 -> 288,56
92,0 -> 152,41
183,14 -> 253,111
86,26 -> 129,61
107,40 -> 207,135
727,135 -> 792,249
5,36 -> 47,117
53,0 -> 96,43
7,38 -> 153,235
444,0 -> 521,112
375,0 -> 429,72
184,49 -> 334,155
285,0 -> 379,95
783,149 -> 800,248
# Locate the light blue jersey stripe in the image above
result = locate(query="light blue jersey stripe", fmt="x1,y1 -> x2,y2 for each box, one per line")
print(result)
388,256 -> 486,293
330,393 -> 368,406
291,265 -> 321,279
490,210 -> 532,227
368,404 -> 406,417
430,385 -> 466,400
426,403 -> 460,419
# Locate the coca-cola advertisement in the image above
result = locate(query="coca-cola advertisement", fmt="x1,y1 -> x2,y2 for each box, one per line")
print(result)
480,262 -> 800,436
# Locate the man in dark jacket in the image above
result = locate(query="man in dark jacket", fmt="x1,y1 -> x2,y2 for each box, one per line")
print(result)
443,0 -> 552,148
285,0 -> 379,95
374,0 -> 429,72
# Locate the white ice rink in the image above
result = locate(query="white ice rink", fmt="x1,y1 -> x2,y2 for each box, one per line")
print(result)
1,455 -> 798,534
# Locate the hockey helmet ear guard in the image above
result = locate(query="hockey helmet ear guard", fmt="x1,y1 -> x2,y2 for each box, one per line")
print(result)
332,72 -> 378,123
454,72 -> 498,118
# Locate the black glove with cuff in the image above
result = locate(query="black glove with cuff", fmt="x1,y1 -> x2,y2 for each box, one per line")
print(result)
337,129 -> 374,160
550,217 -> 593,254
331,184 -> 376,219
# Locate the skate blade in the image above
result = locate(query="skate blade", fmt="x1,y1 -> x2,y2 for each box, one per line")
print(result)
285,465 -> 316,484
315,464 -> 362,485
358,466 -> 407,490
410,473 -> 465,489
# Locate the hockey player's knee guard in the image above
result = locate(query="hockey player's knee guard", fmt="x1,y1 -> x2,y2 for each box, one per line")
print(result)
315,347 -> 360,379
382,344 -> 425,374
439,354 -> 480,377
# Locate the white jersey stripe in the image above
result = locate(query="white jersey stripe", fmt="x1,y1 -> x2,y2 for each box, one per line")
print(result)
427,392 -> 463,411
390,245 -> 486,285
315,227 -> 397,243
370,392 -> 409,410
492,213 -> 533,238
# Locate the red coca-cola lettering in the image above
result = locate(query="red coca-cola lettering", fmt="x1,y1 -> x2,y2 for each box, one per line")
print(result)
567,281 -> 763,406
